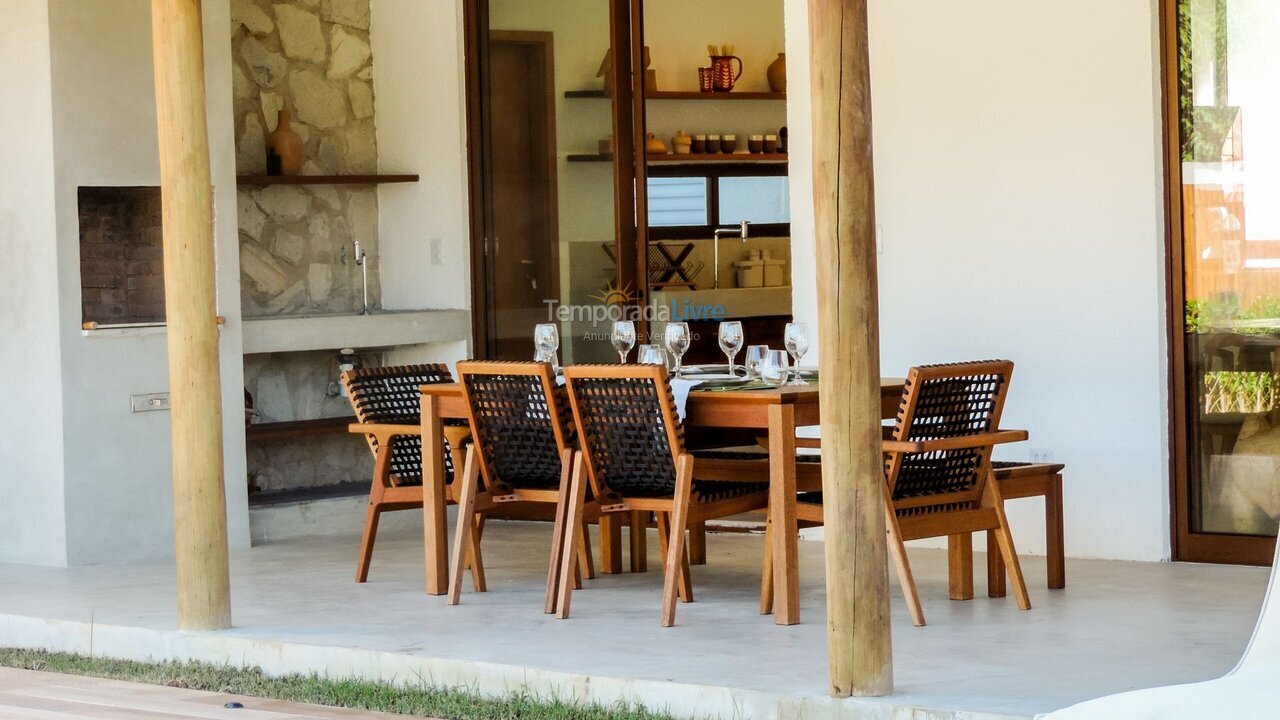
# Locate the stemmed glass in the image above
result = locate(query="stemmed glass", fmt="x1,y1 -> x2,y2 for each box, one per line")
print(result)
718,321 -> 744,376
745,344 -> 769,379
637,344 -> 665,366
663,322 -> 692,379
759,350 -> 790,387
611,320 -> 636,363
784,322 -> 809,385
534,323 -> 560,370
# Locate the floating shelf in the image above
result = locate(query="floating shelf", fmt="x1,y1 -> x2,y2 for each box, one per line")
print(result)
566,89 -> 786,101
236,174 -> 419,187
566,153 -> 788,164
246,416 -> 355,442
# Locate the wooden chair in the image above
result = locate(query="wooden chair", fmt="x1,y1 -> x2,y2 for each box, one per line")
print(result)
448,361 -> 595,611
342,364 -> 478,584
559,364 -> 769,626
763,360 -> 1031,626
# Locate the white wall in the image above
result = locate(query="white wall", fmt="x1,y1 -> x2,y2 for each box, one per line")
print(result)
372,0 -> 473,315
785,0 -> 1170,561
0,0 -> 69,567
46,0 -> 250,565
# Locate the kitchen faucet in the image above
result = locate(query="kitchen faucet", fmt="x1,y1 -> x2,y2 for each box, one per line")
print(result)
711,221 -> 750,289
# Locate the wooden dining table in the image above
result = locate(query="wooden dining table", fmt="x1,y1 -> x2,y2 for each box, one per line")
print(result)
419,377 -> 906,626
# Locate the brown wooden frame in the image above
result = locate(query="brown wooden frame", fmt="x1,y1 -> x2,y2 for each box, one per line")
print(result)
463,0 -> 648,358
1160,0 -> 1276,566
448,361 -> 595,611
559,364 -> 769,626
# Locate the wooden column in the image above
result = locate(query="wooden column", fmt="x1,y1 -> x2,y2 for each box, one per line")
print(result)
808,0 -> 892,697
151,0 -> 232,631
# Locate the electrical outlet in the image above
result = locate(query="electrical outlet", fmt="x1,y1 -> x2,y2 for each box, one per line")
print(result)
429,238 -> 443,265
131,393 -> 170,413
1030,448 -> 1055,463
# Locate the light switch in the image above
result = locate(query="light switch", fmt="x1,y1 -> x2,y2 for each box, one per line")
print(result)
131,393 -> 170,413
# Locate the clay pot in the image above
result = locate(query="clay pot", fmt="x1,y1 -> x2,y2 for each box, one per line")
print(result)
767,53 -> 787,94
710,55 -> 743,92
267,109 -> 304,176
672,130 -> 692,155
645,132 -> 669,155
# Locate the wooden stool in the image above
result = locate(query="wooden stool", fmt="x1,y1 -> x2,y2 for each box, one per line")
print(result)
948,461 -> 1065,600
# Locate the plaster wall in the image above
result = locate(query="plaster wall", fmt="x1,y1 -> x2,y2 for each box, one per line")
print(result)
46,0 -> 250,564
784,0 -> 1171,560
371,0 -> 473,315
0,0 -> 69,567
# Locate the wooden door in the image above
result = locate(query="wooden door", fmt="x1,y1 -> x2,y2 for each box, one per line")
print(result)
484,32 -> 559,359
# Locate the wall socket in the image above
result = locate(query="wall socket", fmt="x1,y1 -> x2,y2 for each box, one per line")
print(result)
429,238 -> 443,265
131,392 -> 170,413
1029,447 -> 1055,463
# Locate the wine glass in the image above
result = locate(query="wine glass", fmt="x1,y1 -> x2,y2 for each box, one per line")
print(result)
663,322 -> 692,379
745,344 -> 769,379
611,320 -> 636,363
637,344 -> 665,366
759,350 -> 789,387
718,321 -> 744,376
784,322 -> 810,385
534,323 -> 560,370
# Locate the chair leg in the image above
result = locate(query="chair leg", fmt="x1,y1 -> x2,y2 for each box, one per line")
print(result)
556,454 -> 589,619
986,481 -> 1031,611
356,447 -> 392,583
688,520 -> 707,565
948,533 -> 974,601
467,515 -> 487,592
599,514 -> 623,574
656,512 -> 692,603
662,455 -> 694,627
577,518 -> 596,580
355,501 -> 382,584
883,487 -> 925,627
447,446 -> 481,606
545,448 -> 574,614
986,530 -> 1006,598
760,513 -> 774,615
1047,475 -> 1066,589
629,510 -> 648,573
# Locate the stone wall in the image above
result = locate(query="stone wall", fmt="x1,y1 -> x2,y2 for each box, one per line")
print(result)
231,0 -> 381,317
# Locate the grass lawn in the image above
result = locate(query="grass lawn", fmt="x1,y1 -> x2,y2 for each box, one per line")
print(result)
0,648 -> 676,720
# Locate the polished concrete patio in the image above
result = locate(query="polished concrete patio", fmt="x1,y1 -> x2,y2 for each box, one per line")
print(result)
0,521 -> 1268,720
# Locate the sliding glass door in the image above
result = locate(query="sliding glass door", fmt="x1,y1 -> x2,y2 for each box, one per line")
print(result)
1168,0 -> 1280,563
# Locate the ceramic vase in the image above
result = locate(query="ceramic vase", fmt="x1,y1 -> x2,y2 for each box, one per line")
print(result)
267,109 -> 304,176
767,53 -> 787,94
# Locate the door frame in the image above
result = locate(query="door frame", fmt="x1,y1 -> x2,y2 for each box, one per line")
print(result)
1161,0 -> 1276,565
463,0 -> 646,358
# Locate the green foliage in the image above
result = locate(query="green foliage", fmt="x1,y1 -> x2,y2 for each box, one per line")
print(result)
0,649 -> 677,720
1177,0 -> 1239,162
1185,296 -> 1280,335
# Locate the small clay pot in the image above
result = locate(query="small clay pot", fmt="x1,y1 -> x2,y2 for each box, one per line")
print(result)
267,109 -> 304,176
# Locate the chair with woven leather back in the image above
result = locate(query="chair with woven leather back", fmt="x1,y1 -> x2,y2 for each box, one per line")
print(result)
761,359 -> 1031,626
448,361 -> 595,612
342,364 -> 480,584
559,364 -> 769,626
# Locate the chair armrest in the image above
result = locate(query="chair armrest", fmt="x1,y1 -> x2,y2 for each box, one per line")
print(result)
882,429 -> 1029,454
348,423 -> 423,443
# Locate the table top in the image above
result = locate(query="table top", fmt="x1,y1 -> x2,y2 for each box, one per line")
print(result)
421,377 -> 906,402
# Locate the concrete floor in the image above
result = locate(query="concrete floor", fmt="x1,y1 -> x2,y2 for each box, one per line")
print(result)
0,521 -> 1269,720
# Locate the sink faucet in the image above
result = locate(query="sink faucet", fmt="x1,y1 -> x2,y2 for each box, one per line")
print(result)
711,221 -> 750,289
353,240 -> 369,315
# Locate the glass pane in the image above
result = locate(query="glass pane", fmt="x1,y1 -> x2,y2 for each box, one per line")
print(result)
718,176 -> 790,225
1180,0 -> 1280,537
648,177 -> 709,227
486,0 -> 620,363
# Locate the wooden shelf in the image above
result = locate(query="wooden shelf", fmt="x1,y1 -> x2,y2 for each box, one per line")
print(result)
246,416 -> 355,442
236,174 -> 419,187
566,153 -> 788,164
565,89 -> 786,101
